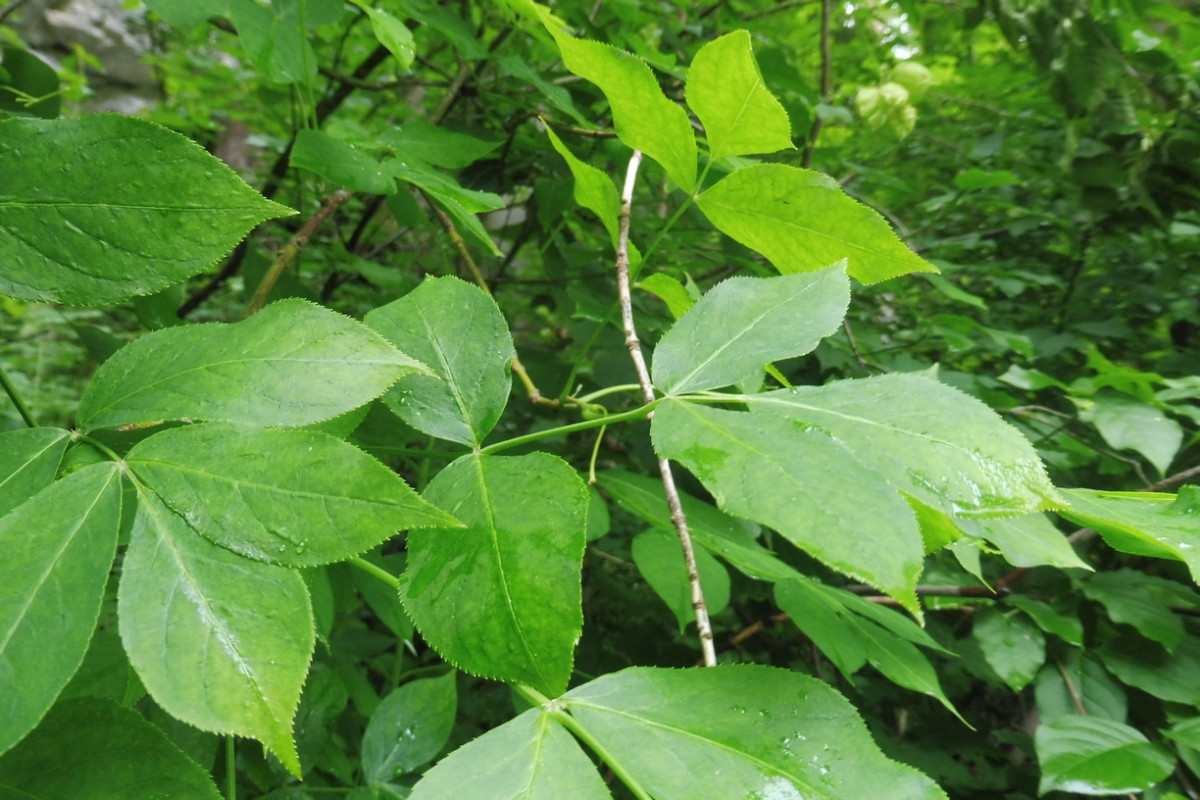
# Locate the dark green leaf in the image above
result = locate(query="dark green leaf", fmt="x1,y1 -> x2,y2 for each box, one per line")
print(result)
119,489 -> 314,777
651,265 -> 849,395
0,697 -> 222,799
0,463 -> 122,755
596,469 -> 795,581
632,528 -> 730,633
127,423 -> 459,566
0,115 -> 294,305
291,129 -> 396,194
1035,715 -> 1173,795
380,118 -> 501,169
400,453 -> 588,697
230,0 -> 317,84
1096,630 -> 1200,706
1034,651 -> 1125,721
1005,595 -> 1084,645
362,672 -> 457,782
1082,569 -> 1183,651
696,164 -> 937,284
686,30 -> 793,159
78,299 -> 427,430
0,47 -> 60,119
971,607 -> 1045,691
365,277 -> 513,447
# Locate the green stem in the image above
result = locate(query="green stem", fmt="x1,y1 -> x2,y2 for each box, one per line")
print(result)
576,383 -> 642,404
226,736 -> 236,800
513,685 -> 652,800
0,362 -> 37,427
478,401 -> 658,456
351,556 -> 399,590
76,433 -> 125,463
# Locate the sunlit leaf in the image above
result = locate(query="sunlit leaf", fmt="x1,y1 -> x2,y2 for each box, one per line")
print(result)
119,489 -> 314,777
0,115 -> 294,305
0,463 -> 122,755
78,299 -> 427,430
400,453 -> 588,697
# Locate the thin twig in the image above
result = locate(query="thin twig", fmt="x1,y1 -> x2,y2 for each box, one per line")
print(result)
0,362 -> 38,427
801,0 -> 832,168
615,151 -> 716,667
244,190 -> 353,317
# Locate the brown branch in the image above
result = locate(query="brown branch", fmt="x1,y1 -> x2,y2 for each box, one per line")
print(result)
614,151 -> 717,667
244,190 -> 353,317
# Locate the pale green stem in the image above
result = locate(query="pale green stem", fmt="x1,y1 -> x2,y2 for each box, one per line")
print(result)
351,557 -> 399,590
478,401 -> 658,456
226,736 -> 236,800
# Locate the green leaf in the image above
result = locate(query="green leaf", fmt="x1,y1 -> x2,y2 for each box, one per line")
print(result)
0,463 -> 122,755
595,469 -> 796,581
695,163 -> 937,284
652,399 -> 924,613
976,513 -> 1091,570
0,697 -> 222,799
229,0 -> 317,85
362,672 -> 457,782
399,453 -> 588,697
971,607 -> 1045,691
425,193 -> 504,256
562,665 -> 948,800
650,265 -> 849,395
632,528 -> 730,633
1034,651 -> 1125,721
1035,716 -> 1174,795
143,0 -> 228,30
0,47 -> 60,119
0,115 -> 295,305
1005,595 -> 1084,645
743,374 -> 1063,517
127,423 -> 460,566
637,273 -> 694,318
380,118 -> 501,169
774,579 -> 868,678
409,708 -> 609,800
685,30 -> 793,159
119,489 -> 314,777
0,427 -> 70,517
77,299 -> 427,430
544,126 -> 621,247
291,129 -> 396,194
527,2 -> 697,189
1096,629 -> 1200,706
1057,487 -> 1200,581
1090,393 -> 1183,475
348,2 -> 415,69
1082,569 -> 1183,651
365,277 -> 513,447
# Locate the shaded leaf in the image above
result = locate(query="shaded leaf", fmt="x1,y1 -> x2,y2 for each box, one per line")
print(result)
291,129 -> 395,194
976,513 -> 1091,570
1034,651 -> 1125,721
1082,569 -> 1183,651
0,697 -> 222,799
596,469 -> 795,581
696,163 -> 936,284
0,115 -> 294,305
1005,595 -> 1084,645
230,0 -> 317,84
1096,629 -> 1200,706
119,489 -> 314,777
400,453 -> 588,697
363,672 -> 457,782
0,463 -> 122,755
972,607 -> 1045,691
380,118 -> 501,169
365,277 -> 513,447
0,426 -> 70,517
128,423 -> 459,566
652,399 -> 924,612
78,299 -> 426,430
1035,716 -> 1173,795
409,708 -> 609,800
686,30 -> 793,159
1091,393 -> 1183,475
563,666 -> 948,800
632,528 -> 730,633
651,265 -> 849,395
